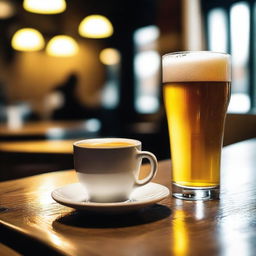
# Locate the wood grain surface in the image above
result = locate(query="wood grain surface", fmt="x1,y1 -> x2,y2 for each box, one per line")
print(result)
0,139 -> 256,255
0,140 -> 75,154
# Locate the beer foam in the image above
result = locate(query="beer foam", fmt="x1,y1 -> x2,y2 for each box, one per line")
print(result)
162,51 -> 231,82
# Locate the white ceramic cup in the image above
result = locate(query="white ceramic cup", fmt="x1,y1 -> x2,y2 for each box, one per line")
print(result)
73,138 -> 158,203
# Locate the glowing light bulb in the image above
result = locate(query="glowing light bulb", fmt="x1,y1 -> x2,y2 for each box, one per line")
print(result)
99,48 -> 120,65
0,0 -> 15,19
23,0 -> 66,14
11,28 -> 45,51
46,35 -> 79,57
78,15 -> 113,39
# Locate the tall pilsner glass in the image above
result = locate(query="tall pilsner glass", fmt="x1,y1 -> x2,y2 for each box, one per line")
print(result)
162,51 -> 231,200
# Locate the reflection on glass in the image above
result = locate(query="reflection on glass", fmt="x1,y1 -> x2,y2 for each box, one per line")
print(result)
133,25 -> 160,114
173,210 -> 188,256
229,1 -> 250,113
208,8 -> 228,53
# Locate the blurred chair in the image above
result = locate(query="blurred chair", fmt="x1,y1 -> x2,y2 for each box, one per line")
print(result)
223,113 -> 256,146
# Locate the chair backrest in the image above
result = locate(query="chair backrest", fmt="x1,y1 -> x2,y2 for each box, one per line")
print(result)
224,113 -> 256,146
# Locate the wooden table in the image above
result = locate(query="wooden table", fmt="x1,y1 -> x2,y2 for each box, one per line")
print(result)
0,120 -> 100,140
0,140 -> 75,181
0,139 -> 256,255
0,243 -> 21,256
0,140 -> 75,154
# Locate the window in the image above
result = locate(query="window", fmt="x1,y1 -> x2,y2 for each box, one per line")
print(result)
133,25 -> 160,114
202,0 -> 253,113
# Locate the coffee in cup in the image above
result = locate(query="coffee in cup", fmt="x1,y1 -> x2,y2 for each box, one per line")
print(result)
73,138 -> 158,203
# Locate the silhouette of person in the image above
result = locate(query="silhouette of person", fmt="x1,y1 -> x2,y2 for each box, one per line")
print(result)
53,73 -> 88,120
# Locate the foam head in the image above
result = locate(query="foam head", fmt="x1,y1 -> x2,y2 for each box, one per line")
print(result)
162,51 -> 231,83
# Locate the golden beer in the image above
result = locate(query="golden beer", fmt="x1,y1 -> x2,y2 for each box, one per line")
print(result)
162,52 -> 231,200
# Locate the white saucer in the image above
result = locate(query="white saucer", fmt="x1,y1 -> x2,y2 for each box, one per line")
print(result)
51,182 -> 170,213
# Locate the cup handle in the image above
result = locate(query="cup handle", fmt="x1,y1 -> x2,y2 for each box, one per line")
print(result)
135,151 -> 158,186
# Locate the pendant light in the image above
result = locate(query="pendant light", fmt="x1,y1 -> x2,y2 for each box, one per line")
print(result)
23,0 -> 66,14
11,28 -> 45,51
46,35 -> 79,57
78,15 -> 113,39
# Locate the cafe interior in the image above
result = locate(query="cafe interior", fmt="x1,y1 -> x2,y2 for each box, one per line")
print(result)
0,0 -> 252,178
0,0 -> 253,175
1,0 -> 256,255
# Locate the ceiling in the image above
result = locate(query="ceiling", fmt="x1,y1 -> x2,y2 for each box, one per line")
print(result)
0,0 -> 181,61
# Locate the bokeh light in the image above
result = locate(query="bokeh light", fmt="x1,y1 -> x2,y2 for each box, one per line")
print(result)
11,28 -> 45,51
46,35 -> 79,57
99,48 -> 121,65
23,0 -> 66,14
78,15 -> 113,38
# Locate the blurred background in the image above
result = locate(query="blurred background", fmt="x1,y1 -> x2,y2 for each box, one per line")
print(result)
0,0 -> 254,177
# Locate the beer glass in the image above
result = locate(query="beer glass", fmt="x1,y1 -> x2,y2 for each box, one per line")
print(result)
162,51 -> 231,200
